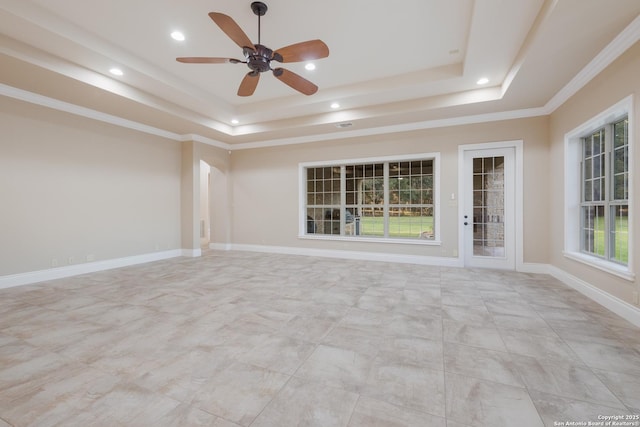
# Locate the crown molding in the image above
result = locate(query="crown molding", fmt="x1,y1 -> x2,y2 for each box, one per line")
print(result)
181,134 -> 231,151
544,14 -> 640,114
230,107 -> 547,150
0,83 -> 183,141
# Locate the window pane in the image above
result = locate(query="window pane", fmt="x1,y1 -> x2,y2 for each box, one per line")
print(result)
473,190 -> 483,207
593,178 -> 602,201
321,208 -> 341,235
610,205 -> 629,264
614,147 -> 625,174
582,205 -> 605,257
614,118 -> 628,149
584,158 -> 592,180
592,156 -> 601,178
399,162 -> 409,177
613,175 -> 626,200
612,121 -> 628,201
584,180 -> 592,202
593,131 -> 603,155
584,139 -> 592,157
388,207 -> 434,239
473,158 -> 483,173
359,207 -> 384,236
423,189 -> 433,204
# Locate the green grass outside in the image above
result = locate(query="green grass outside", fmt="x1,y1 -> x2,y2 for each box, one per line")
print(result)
359,216 -> 433,238
591,216 -> 629,263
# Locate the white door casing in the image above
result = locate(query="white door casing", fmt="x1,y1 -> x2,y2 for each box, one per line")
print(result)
458,141 -> 523,270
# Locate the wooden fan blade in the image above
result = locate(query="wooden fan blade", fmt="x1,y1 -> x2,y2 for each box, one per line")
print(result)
273,40 -> 329,63
209,12 -> 255,51
238,72 -> 260,97
273,68 -> 318,95
176,57 -> 242,64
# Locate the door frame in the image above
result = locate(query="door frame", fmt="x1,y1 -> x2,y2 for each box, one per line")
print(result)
457,140 -> 524,270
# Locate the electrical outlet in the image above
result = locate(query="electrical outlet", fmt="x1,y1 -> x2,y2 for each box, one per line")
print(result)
68,256 -> 74,265
86,254 -> 95,262
633,291 -> 639,306
51,258 -> 58,267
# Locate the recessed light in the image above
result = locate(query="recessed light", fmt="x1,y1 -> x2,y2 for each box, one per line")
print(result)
231,119 -> 239,125
477,77 -> 489,85
171,31 -> 185,41
305,63 -> 316,71
109,68 -> 124,76
330,102 -> 340,109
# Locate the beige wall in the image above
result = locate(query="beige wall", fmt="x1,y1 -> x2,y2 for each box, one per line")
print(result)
549,41 -> 640,304
230,116 -> 550,263
0,97 -> 182,276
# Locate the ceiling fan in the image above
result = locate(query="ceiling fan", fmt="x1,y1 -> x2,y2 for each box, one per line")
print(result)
177,1 -> 329,97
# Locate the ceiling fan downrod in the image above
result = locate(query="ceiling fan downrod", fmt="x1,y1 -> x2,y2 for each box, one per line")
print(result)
251,2 -> 268,46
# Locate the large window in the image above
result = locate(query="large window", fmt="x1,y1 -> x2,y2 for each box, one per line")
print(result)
565,96 -> 633,280
581,118 -> 629,264
302,155 -> 438,242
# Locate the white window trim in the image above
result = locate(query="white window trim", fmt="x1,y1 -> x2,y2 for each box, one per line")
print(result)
563,95 -> 635,281
299,152 -> 441,245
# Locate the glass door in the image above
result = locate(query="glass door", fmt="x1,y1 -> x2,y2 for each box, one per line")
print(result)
463,147 -> 515,269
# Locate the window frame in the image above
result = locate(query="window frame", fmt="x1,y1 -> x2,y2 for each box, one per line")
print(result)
299,152 -> 441,245
580,120 -> 629,264
564,95 -> 634,280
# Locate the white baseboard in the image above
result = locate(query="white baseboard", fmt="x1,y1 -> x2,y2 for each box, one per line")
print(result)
181,248 -> 202,257
0,249 -> 183,289
547,265 -> 640,328
518,262 -> 551,274
228,243 -> 464,268
209,243 -> 232,251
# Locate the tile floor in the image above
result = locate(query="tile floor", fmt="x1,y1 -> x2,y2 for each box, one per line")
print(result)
1,251 -> 639,427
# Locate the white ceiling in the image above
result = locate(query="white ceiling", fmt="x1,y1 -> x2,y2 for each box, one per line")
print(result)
1,0 -> 639,147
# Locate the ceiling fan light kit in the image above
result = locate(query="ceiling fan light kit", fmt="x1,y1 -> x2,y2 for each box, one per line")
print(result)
176,1 -> 329,97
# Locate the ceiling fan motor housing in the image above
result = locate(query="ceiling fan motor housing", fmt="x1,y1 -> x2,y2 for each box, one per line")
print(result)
245,44 -> 273,73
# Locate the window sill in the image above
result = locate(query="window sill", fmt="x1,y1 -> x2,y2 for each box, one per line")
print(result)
563,251 -> 635,281
299,234 -> 442,246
